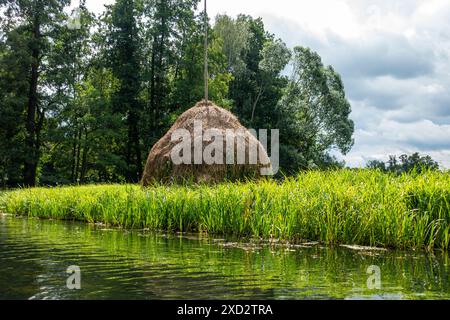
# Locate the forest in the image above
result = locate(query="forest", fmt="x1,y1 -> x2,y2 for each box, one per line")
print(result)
0,0 -> 355,187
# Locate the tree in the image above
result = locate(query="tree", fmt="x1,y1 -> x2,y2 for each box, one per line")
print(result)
400,153 -> 433,173
139,0 -> 204,150
108,0 -> 143,182
226,15 -> 268,126
0,22 -> 29,186
367,160 -> 386,171
214,15 -> 290,133
41,2 -> 110,185
250,38 -> 291,126
0,0 -> 71,186
370,153 -> 440,174
213,14 -> 249,74
277,46 -> 354,173
171,10 -> 233,111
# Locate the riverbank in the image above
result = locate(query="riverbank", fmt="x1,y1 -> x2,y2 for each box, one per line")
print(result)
1,170 -> 449,250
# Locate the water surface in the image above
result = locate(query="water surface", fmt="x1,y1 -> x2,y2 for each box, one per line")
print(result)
0,214 -> 449,300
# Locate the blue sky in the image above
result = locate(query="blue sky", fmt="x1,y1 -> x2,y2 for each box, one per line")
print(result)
77,0 -> 450,168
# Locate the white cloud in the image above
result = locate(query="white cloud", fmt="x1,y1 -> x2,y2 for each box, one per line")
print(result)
339,118 -> 450,168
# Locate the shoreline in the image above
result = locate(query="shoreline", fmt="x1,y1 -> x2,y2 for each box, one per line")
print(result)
1,170 -> 449,251
0,213 -> 399,254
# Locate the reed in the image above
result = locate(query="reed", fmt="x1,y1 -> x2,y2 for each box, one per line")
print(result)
1,169 -> 449,250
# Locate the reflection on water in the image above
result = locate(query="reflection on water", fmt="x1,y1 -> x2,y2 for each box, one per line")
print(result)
0,214 -> 449,300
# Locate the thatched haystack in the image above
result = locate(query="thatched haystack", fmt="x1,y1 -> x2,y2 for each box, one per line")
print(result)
141,100 -> 271,186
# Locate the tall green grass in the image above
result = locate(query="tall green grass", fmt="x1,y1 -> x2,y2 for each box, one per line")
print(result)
1,170 -> 449,250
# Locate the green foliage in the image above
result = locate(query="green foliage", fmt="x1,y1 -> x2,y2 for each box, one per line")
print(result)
170,14 -> 233,110
0,0 -> 71,187
1,170 -> 449,250
225,15 -> 288,130
0,25 -> 29,186
108,0 -> 143,182
213,14 -> 250,74
0,3 -> 355,186
367,153 -> 440,174
278,47 -> 354,173
259,39 -> 291,75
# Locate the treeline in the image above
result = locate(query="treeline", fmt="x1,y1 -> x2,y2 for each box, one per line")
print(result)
367,153 -> 440,174
0,0 -> 354,187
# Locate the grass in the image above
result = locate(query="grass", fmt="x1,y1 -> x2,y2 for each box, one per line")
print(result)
0,169 -> 449,250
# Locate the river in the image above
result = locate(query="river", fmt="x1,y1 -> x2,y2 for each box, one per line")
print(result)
0,214 -> 449,300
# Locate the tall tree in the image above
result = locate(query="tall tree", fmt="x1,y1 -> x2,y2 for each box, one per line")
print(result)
108,0 -> 143,182
277,46 -> 354,172
213,14 -> 249,74
250,38 -> 291,126
216,15 -> 289,131
0,0 -> 70,186
0,22 -> 29,186
140,0 -> 200,143
41,1 -> 98,185
171,10 -> 233,111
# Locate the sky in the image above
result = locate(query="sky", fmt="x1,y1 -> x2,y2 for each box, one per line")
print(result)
76,0 -> 450,168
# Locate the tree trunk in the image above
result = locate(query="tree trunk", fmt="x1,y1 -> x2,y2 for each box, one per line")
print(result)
133,119 -> 142,179
71,132 -> 77,182
250,85 -> 264,126
126,110 -> 142,182
24,15 -> 41,187
150,39 -> 157,128
80,127 -> 89,183
152,7 -> 167,131
126,111 -> 132,181
157,14 -> 166,103
74,128 -> 82,183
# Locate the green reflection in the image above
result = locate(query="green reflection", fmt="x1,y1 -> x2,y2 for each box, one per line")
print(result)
0,215 -> 449,300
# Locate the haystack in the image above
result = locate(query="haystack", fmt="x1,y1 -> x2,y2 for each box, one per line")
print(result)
141,100 -> 271,186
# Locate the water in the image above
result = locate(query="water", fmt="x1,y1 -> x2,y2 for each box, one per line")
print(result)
0,214 -> 449,300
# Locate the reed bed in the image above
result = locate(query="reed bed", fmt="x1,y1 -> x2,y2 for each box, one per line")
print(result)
1,170 -> 449,250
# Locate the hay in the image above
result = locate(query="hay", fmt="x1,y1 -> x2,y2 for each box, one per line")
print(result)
141,100 -> 271,186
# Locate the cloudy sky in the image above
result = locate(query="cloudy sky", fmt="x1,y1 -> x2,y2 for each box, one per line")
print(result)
78,0 -> 450,168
